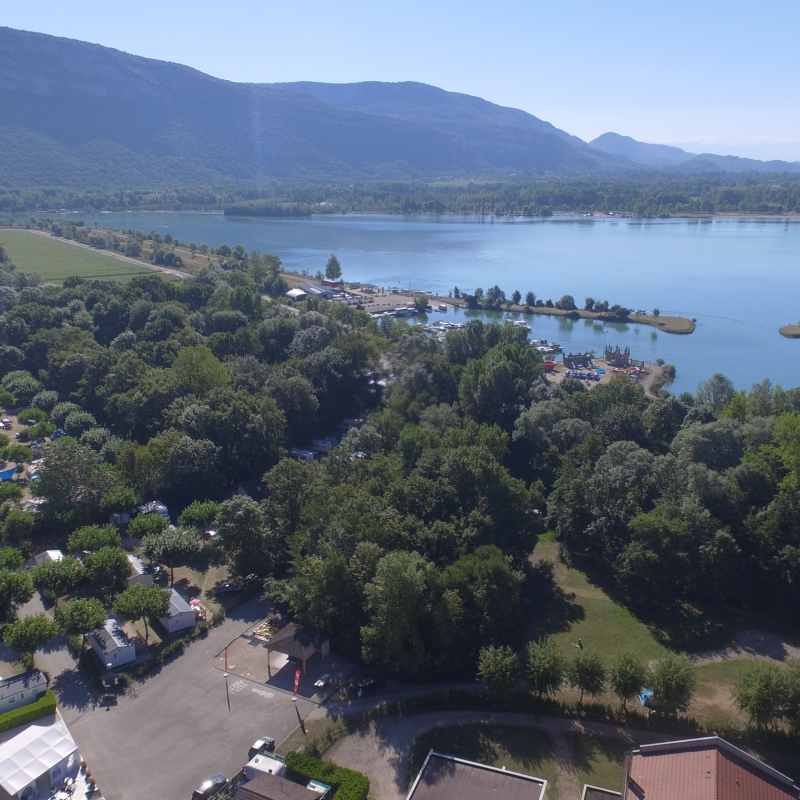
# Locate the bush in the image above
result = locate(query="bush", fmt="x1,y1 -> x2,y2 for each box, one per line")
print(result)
17,408 -> 46,425
127,513 -> 169,538
0,483 -> 23,502
285,752 -> 369,800
0,690 -> 57,733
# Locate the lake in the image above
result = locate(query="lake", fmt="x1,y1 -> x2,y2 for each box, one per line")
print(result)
40,212 -> 800,394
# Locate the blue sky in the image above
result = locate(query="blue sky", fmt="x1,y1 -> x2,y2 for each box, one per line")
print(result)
3,0 -> 799,159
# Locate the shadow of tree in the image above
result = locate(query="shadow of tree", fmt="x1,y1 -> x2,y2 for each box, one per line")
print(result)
51,668 -> 94,713
526,559 -> 586,639
570,731 -> 628,776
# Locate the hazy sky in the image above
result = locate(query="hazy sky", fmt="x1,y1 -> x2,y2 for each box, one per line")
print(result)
3,0 -> 799,159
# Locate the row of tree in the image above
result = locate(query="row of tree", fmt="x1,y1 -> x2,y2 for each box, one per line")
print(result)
478,639 -> 697,715
2,176 -> 799,216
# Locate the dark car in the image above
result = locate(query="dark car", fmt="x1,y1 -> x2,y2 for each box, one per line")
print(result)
216,583 -> 243,595
191,775 -> 226,800
356,677 -> 381,696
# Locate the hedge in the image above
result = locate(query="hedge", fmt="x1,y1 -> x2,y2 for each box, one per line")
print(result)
285,752 -> 369,800
0,690 -> 57,733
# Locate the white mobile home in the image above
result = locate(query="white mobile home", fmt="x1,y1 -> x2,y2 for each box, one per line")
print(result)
90,618 -> 136,669
33,550 -> 62,566
125,554 -> 153,589
0,671 -> 48,713
158,589 -> 196,635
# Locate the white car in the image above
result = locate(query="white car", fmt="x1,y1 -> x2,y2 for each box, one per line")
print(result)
314,674 -> 333,689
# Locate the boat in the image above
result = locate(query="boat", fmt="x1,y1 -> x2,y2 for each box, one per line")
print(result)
438,305 -> 447,312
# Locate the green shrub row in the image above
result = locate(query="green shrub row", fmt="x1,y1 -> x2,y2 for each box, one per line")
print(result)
285,752 -> 369,800
0,690 -> 57,732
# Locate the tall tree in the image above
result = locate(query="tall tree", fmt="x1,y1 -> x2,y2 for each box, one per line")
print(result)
4,614 -> 59,667
567,647 -> 607,703
610,650 -> 650,709
84,547 -> 132,598
325,254 -> 342,281
56,598 -> 107,651
477,645 -> 519,698
0,569 -> 34,619
733,661 -> 787,730
525,637 -> 566,697
651,653 -> 697,715
141,528 -> 199,586
31,557 -> 85,603
113,584 -> 172,645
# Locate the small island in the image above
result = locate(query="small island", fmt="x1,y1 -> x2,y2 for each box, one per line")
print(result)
780,324 -> 800,339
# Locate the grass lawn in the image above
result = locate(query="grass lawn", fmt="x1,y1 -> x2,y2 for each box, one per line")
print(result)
0,229 -> 156,283
570,733 -> 628,793
694,659 -> 750,723
534,541 -> 666,660
409,724 -> 558,795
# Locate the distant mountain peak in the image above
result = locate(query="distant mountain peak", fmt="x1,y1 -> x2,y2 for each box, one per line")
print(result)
589,131 -> 800,173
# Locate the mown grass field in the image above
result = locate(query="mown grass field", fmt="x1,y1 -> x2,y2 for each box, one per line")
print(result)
533,538 -> 667,661
0,229 -> 156,283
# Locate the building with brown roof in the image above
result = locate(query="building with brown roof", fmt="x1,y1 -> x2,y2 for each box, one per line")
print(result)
621,736 -> 799,800
265,623 -> 329,676
406,750 -> 547,800
235,772 -> 324,800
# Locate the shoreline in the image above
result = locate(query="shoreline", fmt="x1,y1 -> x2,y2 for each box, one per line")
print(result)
3,210 -> 800,221
420,295 -> 695,335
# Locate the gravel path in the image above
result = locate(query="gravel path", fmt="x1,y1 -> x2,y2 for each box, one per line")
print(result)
322,709 -> 663,800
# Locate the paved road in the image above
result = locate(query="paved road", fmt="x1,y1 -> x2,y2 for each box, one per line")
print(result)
65,598 -> 316,800
18,592 -> 95,724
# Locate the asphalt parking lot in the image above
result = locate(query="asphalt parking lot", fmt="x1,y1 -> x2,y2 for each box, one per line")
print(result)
65,599 -> 317,800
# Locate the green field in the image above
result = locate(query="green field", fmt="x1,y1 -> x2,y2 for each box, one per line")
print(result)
534,540 -> 667,660
409,724 -> 558,795
0,229 -> 156,283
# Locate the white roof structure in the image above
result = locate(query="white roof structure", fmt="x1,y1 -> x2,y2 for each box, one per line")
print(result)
35,550 -> 63,565
285,288 -> 308,300
0,722 -> 78,795
93,618 -> 133,654
167,588 -> 192,617
127,553 -> 146,576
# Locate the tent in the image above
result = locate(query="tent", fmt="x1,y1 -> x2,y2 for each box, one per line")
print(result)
0,723 -> 79,797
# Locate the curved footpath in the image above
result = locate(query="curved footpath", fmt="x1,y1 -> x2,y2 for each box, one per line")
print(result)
311,707 -> 665,800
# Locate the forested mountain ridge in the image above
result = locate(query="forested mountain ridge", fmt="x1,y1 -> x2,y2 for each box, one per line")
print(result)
0,26 -> 627,187
271,81 -> 616,174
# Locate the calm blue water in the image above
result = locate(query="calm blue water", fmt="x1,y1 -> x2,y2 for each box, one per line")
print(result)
38,213 -> 800,393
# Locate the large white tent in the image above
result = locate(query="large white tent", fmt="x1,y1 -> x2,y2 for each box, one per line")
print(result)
0,722 -> 78,796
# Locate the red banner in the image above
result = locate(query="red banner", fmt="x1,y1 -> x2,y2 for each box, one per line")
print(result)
294,669 -> 301,695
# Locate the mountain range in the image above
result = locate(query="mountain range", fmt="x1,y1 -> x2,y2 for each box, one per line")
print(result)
0,26 -> 797,188
588,132 -> 800,173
